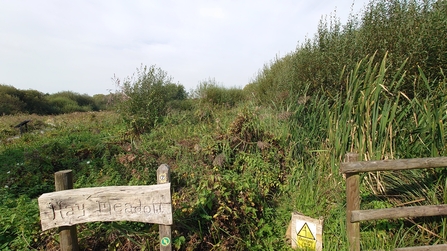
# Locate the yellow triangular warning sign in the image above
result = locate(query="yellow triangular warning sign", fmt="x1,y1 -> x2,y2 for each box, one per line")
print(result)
298,223 -> 315,240
297,223 -> 316,249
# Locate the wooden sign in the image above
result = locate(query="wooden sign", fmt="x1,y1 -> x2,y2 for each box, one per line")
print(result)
38,183 -> 172,231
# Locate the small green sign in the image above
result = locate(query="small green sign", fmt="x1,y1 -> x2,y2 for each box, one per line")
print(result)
161,237 -> 170,246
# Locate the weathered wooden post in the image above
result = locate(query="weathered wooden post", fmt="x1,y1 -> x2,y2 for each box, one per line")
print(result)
345,153 -> 360,251
157,164 -> 172,251
54,170 -> 79,251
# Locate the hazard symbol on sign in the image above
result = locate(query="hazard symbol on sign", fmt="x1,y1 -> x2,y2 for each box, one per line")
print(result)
297,223 -> 316,249
290,213 -> 322,250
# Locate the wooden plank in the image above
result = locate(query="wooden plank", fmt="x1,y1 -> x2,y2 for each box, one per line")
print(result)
158,164 -> 172,251
351,205 -> 447,223
55,170 -> 79,251
38,183 -> 172,231
340,157 -> 447,174
345,153 -> 360,251
394,244 -> 447,251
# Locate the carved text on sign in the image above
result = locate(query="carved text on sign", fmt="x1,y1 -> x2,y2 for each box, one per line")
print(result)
38,184 -> 172,231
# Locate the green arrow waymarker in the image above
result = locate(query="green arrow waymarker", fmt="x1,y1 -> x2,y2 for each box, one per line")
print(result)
161,237 -> 170,246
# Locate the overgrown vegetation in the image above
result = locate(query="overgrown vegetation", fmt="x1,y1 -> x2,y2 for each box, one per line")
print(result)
1,0 -> 447,250
247,0 -> 447,103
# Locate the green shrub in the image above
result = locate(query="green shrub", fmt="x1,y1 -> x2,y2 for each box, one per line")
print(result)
114,64 -> 186,136
0,93 -> 26,115
48,91 -> 98,113
193,78 -> 245,107
21,90 -> 52,115
47,96 -> 82,114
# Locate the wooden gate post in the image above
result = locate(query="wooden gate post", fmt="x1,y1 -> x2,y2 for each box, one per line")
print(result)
55,170 -> 79,251
345,153 -> 360,251
157,164 -> 172,251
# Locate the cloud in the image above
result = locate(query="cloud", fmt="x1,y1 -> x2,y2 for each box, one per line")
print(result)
199,7 -> 226,19
0,0 -> 369,95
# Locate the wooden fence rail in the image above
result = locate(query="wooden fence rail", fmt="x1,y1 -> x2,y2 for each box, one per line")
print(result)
341,153 -> 447,251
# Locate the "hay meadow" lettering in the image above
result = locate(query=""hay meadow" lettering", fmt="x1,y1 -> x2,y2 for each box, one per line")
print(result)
38,184 -> 172,231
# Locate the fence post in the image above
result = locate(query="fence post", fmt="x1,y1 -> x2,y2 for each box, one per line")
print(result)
157,164 -> 172,251
54,170 -> 79,251
345,153 -> 360,251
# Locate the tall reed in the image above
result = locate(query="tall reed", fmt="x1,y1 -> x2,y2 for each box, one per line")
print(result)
329,52 -> 407,161
285,51 -> 447,248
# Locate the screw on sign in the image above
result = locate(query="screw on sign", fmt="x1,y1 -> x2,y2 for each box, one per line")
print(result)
161,237 -> 170,246
159,174 -> 167,183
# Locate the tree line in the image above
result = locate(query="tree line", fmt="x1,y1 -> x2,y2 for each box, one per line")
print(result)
0,84 -> 111,115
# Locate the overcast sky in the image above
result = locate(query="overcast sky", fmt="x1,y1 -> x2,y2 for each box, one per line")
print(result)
1,0 -> 369,96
